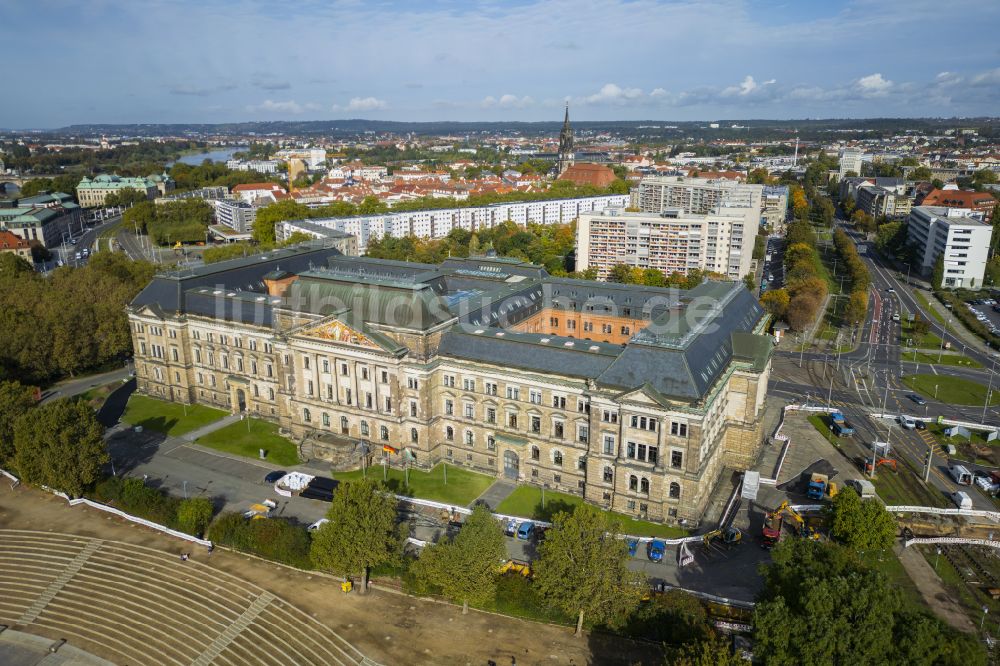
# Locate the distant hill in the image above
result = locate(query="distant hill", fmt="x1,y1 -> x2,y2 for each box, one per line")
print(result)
33,116 -> 1000,141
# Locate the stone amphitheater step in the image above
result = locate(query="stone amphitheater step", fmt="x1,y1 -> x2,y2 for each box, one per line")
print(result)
17,539 -> 103,625
190,591 -> 275,666
0,530 -> 379,666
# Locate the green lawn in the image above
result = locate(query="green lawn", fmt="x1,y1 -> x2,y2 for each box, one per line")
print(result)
913,291 -> 947,326
902,374 -> 1000,406
196,417 -> 300,467
903,350 -> 982,368
121,395 -> 227,436
873,552 -> 925,610
900,322 -> 943,349
332,463 -> 494,506
75,381 -> 124,411
495,485 -> 689,538
807,414 -> 841,447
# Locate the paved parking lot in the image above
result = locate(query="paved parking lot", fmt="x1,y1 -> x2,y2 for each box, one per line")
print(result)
963,297 -> 1000,337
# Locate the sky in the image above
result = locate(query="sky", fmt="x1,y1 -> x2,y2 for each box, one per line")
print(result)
3,0 -> 1000,128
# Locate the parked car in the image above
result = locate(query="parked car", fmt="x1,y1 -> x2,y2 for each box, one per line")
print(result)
264,470 -> 286,484
307,518 -> 330,532
516,521 -> 534,540
628,539 -> 639,557
907,394 -> 927,406
647,540 -> 667,563
899,415 -> 916,430
504,519 -> 517,537
914,420 -> 927,430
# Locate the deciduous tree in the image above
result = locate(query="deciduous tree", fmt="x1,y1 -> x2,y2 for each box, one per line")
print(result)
0,380 -> 38,466
12,399 -> 107,496
760,288 -> 790,318
533,505 -> 645,636
309,478 -> 403,594
411,504 -> 506,613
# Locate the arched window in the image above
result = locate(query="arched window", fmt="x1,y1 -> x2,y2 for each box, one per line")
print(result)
603,466 -> 613,483
640,477 -> 650,494
553,450 -> 563,466
531,446 -> 540,461
669,482 -> 681,499
360,420 -> 369,436
303,408 -> 311,422
629,475 -> 638,491
380,426 -> 389,440
340,415 -> 348,433
322,412 -> 330,427
411,428 -> 418,443
465,430 -> 474,446
446,426 -> 454,441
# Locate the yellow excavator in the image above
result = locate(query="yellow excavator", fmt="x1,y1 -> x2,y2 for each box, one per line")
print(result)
764,501 -> 821,542
702,526 -> 743,550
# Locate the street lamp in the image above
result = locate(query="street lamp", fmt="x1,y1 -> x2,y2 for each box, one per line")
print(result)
935,547 -> 941,571
982,606 -> 989,631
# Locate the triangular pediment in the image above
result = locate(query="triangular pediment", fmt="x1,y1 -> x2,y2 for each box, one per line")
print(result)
615,383 -> 673,408
301,319 -> 383,350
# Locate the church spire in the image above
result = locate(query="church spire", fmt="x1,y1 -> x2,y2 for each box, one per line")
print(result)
557,103 -> 574,175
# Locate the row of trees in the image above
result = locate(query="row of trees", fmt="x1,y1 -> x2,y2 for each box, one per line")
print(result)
832,227 -> 871,325
123,199 -> 214,245
208,478 -> 734,658
606,264 -> 720,290
250,179 -> 628,244
760,220 -> 829,331
0,253 -> 154,383
366,222 -> 579,276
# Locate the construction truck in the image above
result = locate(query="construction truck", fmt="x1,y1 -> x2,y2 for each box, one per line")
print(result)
762,501 -> 820,545
829,411 -> 854,437
861,456 -> 897,476
807,473 -> 829,500
703,526 -> 742,550
499,559 -> 532,578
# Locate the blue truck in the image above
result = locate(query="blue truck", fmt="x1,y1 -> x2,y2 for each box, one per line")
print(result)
829,411 -> 854,437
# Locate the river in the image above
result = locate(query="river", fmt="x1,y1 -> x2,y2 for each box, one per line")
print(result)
169,147 -> 249,167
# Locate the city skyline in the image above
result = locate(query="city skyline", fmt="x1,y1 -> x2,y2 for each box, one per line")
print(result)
3,0 -> 1000,128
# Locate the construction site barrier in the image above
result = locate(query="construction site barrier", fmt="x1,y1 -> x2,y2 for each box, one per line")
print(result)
903,536 -> 1000,549
4,466 -> 213,548
885,505 -> 1000,523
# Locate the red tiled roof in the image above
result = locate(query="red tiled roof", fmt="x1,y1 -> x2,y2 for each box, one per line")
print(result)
232,183 -> 287,193
0,230 -> 29,251
557,163 -> 617,188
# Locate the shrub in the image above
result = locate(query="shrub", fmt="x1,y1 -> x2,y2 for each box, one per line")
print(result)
175,497 -> 214,537
207,513 -> 313,569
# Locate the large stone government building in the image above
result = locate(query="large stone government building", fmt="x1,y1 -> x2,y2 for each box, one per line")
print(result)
128,240 -> 772,524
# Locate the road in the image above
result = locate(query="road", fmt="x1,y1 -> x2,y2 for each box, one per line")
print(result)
768,215 -> 1000,510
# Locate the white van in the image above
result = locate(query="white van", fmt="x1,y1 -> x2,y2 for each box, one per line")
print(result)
950,464 -> 973,486
846,478 -> 877,499
951,491 -> 972,510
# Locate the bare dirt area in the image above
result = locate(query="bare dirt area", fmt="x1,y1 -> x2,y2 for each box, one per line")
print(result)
0,484 -> 659,666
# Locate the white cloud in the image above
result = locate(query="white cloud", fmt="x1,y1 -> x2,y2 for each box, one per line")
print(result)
721,75 -> 777,97
332,96 -> 388,112
971,68 -> 1000,86
650,88 -> 667,98
580,83 -> 645,105
856,73 -> 893,96
246,99 -> 319,114
481,94 -> 534,109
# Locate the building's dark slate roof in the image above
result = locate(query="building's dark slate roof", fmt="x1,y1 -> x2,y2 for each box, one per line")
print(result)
438,329 -> 618,379
130,241 -> 346,316
130,245 -> 771,402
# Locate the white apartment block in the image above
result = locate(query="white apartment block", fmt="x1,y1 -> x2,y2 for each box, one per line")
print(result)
276,194 -> 630,250
214,199 -> 257,234
634,176 -> 763,216
226,160 -> 280,174
576,207 -> 757,280
838,148 -> 864,178
908,206 -> 993,289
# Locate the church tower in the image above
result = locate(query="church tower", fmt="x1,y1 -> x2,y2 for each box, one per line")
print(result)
557,103 -> 575,175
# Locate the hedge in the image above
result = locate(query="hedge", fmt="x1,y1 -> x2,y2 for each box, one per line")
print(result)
207,512 -> 313,569
90,477 -> 215,538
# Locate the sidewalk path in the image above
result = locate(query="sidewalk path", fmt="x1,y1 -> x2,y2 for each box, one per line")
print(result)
41,367 -> 132,404
470,480 -> 516,510
897,544 -> 975,633
181,413 -> 243,442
